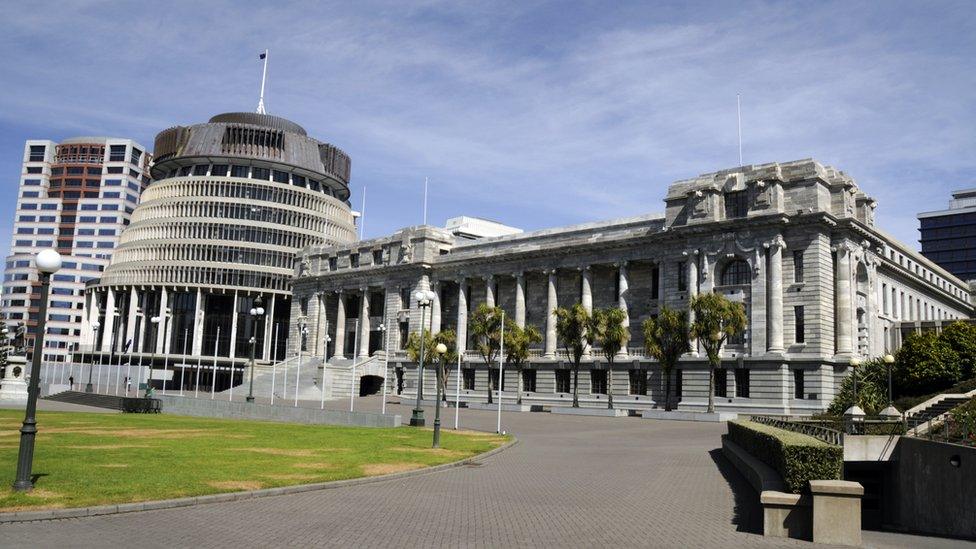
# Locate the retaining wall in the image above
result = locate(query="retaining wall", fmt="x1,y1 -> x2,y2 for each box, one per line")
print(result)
158,395 -> 401,428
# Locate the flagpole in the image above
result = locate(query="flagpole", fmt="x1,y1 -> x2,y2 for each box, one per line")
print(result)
737,93 -> 743,166
360,186 -> 367,239
423,177 -> 429,225
497,310 -> 504,434
256,49 -> 269,114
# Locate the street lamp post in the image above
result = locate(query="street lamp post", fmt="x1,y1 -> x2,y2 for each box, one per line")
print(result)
880,354 -> 900,418
432,342 -> 447,448
86,320 -> 100,393
246,296 -> 265,403
13,248 -> 62,491
148,316 -> 161,397
844,357 -> 865,432
378,321 -> 388,415
410,289 -> 436,427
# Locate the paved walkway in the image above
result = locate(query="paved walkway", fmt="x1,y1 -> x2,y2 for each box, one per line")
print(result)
0,397 -> 971,548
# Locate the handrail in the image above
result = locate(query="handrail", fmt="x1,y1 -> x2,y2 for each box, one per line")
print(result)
751,415 -> 843,446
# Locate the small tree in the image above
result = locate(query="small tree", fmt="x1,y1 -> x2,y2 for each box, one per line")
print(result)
690,293 -> 747,413
554,303 -> 594,407
938,321 -> 976,381
895,330 -> 962,396
643,307 -> 690,411
504,320 -> 542,404
591,307 -> 629,409
469,303 -> 504,404
827,358 -> 888,415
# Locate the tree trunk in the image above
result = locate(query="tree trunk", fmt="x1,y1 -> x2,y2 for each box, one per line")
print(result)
572,362 -> 580,407
607,359 -> 614,409
487,364 -> 493,404
516,366 -> 523,405
707,362 -> 715,414
664,367 -> 672,411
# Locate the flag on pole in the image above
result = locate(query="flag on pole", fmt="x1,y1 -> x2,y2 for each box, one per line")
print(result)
259,52 -> 266,60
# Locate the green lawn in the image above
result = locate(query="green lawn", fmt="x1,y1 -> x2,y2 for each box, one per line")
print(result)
0,410 -> 507,512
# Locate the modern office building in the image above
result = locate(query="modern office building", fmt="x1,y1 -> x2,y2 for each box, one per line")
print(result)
918,188 -> 976,282
291,159 -> 973,415
1,138 -> 150,361
81,112 -> 356,389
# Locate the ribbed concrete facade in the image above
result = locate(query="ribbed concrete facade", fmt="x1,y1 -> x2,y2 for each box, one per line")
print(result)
82,112 -> 356,388
291,159 -> 973,415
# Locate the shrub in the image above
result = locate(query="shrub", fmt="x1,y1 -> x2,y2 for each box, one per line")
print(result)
726,420 -> 843,494
826,358 -> 889,416
895,331 -> 962,396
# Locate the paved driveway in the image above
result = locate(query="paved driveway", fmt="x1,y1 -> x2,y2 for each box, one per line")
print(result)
0,398 -> 970,548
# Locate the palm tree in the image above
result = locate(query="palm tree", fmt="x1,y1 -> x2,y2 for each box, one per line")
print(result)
406,329 -> 459,404
554,303 -> 594,407
504,320 -> 542,405
469,303 -> 504,404
433,330 -> 458,403
591,307 -> 629,409
689,293 -> 747,413
642,307 -> 690,411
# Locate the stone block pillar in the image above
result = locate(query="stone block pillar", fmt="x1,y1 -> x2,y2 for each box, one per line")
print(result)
263,294 -> 275,362
544,270 -> 558,359
581,266 -> 593,358
192,288 -> 204,357
485,275 -> 495,308
810,480 -> 863,546
125,287 -> 138,353
358,288 -> 370,358
834,244 -> 854,357
101,288 -> 116,353
430,281 -> 441,335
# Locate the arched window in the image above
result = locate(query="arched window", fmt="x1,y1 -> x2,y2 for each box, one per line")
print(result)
721,259 -> 751,286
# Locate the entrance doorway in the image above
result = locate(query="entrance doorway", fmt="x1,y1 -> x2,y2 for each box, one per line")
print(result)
359,375 -> 383,396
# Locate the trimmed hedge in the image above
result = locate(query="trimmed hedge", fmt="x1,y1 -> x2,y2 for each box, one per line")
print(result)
727,420 -> 843,494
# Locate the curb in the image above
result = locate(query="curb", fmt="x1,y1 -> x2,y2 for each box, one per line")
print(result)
0,436 -> 518,524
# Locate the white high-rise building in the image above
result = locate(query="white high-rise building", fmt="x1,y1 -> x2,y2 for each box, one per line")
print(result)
2,137 -> 150,361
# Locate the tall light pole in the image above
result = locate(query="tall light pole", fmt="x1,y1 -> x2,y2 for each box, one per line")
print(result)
246,296 -> 265,403
880,354 -> 900,418
149,316 -> 161,397
432,342 -> 447,448
410,289 -> 436,427
844,357 -> 865,431
13,248 -> 61,491
85,320 -> 100,393
378,321 -> 388,415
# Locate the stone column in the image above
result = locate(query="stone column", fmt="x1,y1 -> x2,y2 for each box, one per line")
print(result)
456,279 -> 468,357
657,262 -> 666,306
581,266 -> 593,358
334,291 -> 346,359
358,288 -> 370,358
163,289 -> 175,355
125,287 -> 138,352
544,270 -> 558,359
101,288 -> 116,353
687,251 -> 699,356
192,288 -> 204,356
515,272 -> 526,328
617,262 -> 629,357
313,292 -> 325,357
430,281 -> 442,335
767,238 -> 785,354
263,294 -> 275,362
834,244 -> 854,357
228,289 -> 238,359
485,275 -> 495,308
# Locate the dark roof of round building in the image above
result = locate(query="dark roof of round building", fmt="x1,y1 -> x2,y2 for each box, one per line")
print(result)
208,112 -> 307,136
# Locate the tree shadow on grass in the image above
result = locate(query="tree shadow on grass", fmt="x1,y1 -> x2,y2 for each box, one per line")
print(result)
708,448 -> 762,535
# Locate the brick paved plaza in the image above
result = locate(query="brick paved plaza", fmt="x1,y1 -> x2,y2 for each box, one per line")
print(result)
0,399 -> 971,548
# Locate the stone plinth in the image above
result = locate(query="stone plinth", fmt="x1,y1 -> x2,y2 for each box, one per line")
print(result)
810,480 -> 863,546
642,409 -> 737,422
550,406 -> 628,417
0,356 -> 29,403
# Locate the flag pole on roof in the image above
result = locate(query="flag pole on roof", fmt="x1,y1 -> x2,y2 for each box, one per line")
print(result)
256,49 -> 269,114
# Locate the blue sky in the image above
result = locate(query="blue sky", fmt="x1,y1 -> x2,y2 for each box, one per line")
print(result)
1,1 -> 974,260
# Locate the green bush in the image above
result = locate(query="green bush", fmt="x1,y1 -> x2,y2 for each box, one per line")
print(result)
895,331 -> 962,396
939,322 -> 976,380
893,377 -> 976,412
826,358 -> 889,416
726,420 -> 843,494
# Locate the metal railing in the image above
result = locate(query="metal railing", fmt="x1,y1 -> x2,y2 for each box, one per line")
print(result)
751,415 -> 844,446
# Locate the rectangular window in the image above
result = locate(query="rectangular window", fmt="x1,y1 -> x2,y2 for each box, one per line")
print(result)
590,370 -> 607,394
109,145 -> 126,162
231,165 -> 248,178
724,190 -> 749,218
23,179 -> 41,186
735,369 -> 750,398
462,368 -> 475,391
21,191 -> 39,198
714,368 -> 728,398
628,369 -> 647,395
651,266 -> 660,299
677,261 -> 687,292
328,257 -> 337,271
272,170 -> 289,183
794,306 -> 805,343
372,249 -> 383,265
106,166 -> 123,174
794,370 -> 805,400
103,192 -> 120,198
793,250 -> 804,282
251,167 -> 270,180
211,164 -> 229,177
882,283 -> 889,314
350,253 -> 360,268
130,147 -> 142,165
522,370 -> 536,393
27,167 -> 43,174
192,164 -> 208,176
29,145 -> 46,162
555,370 -> 571,393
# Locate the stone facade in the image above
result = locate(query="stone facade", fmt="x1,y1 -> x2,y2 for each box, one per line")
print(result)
291,159 -> 973,415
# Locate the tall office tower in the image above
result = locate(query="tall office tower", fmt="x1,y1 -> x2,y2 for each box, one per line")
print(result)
2,138 -> 150,361
82,112 -> 356,384
919,188 -> 976,282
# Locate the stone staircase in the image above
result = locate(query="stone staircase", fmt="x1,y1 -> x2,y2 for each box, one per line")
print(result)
43,390 -> 124,411
322,354 -> 387,400
223,355 -> 325,402
905,389 -> 976,434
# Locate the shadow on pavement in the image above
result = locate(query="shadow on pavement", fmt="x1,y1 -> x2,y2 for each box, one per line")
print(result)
708,448 -> 762,535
